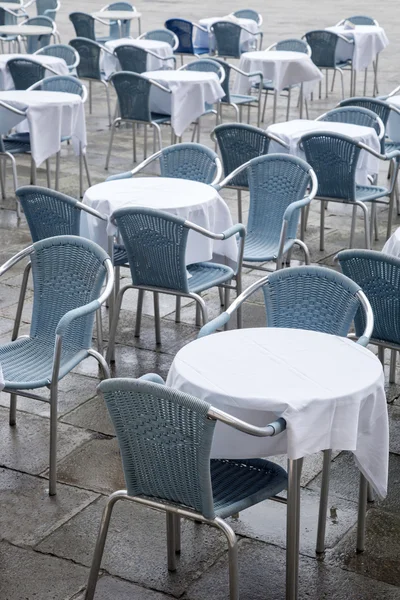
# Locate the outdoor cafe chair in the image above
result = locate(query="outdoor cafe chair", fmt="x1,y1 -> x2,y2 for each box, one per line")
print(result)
106,142 -> 222,185
231,8 -> 263,26
21,15 -> 55,53
0,235 -> 114,496
7,56 -> 57,89
165,18 -> 208,64
214,153 -> 317,270
114,43 -> 176,73
69,11 -> 111,44
99,2 -> 138,39
105,207 -> 245,354
35,43 -> 80,72
138,28 -> 179,51
23,0 -> 60,22
212,122 -> 289,223
198,265 -> 374,556
210,20 -> 261,59
84,375 -> 288,600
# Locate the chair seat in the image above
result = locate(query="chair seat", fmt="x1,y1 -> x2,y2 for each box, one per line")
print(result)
192,47 -> 209,55
151,113 -> 171,123
385,141 -> 400,155
243,235 -> 295,262
211,458 -> 287,518
228,93 -> 257,105
0,337 -> 89,389
2,138 -> 31,154
187,261 -> 234,293
355,184 -> 388,202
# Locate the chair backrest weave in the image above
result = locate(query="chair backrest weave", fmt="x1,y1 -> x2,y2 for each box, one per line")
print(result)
29,235 -> 108,354
15,186 -> 80,242
214,123 -> 272,188
300,132 -> 360,201
346,15 -> 376,25
159,143 -> 218,183
232,8 -> 260,23
318,106 -> 382,135
339,97 -> 391,153
304,30 -> 339,68
69,37 -> 101,80
7,58 -> 46,90
69,12 -> 96,40
181,58 -> 223,81
211,21 -> 242,58
112,207 -> 190,292
114,44 -> 148,73
98,378 -> 216,518
110,71 -> 152,122
37,75 -> 85,95
24,15 -> 53,53
338,249 -> 400,345
262,265 -> 362,336
165,18 -> 194,54
141,29 -> 177,49
275,38 -> 309,54
246,154 -> 311,242
36,44 -> 79,68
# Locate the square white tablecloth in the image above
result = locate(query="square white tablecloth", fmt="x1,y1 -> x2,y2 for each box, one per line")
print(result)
143,70 -> 224,137
0,90 -> 86,166
267,119 -> 380,185
233,50 -> 323,96
194,16 -> 259,52
101,38 -> 174,79
0,54 -> 69,91
81,177 -> 239,268
326,25 -> 389,71
167,327 -> 388,498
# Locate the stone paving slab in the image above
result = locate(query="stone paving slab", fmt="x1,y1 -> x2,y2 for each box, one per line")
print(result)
72,576 -> 176,600
61,394 -> 116,436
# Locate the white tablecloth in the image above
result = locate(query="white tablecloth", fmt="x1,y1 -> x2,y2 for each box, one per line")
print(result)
233,50 -> 323,95
382,227 -> 400,256
81,177 -> 238,267
0,54 -> 68,91
143,70 -> 224,137
0,90 -> 86,166
326,25 -> 389,71
167,327 -> 388,499
0,362 -> 4,391
194,16 -> 259,52
101,38 -> 174,79
384,94 -> 400,143
267,119 -> 380,185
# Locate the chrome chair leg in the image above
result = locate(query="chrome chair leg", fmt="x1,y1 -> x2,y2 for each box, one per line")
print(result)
166,512 -> 177,571
390,349 -> 396,384
96,309 -> 104,355
135,289 -> 144,337
316,449 -> 331,554
175,296 -> 181,323
174,514 -> 181,553
9,393 -> 17,426
237,190 -> 243,224
286,458 -> 302,600
320,200 -> 325,251
215,518 -> 239,600
49,381 -> 58,495
153,291 -> 161,344
106,286 -> 128,363
223,286 -> 230,330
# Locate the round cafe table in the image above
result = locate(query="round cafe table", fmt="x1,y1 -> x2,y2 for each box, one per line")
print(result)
80,177 -> 238,268
0,53 -> 68,90
167,327 -> 388,599
92,10 -> 142,36
0,24 -> 52,36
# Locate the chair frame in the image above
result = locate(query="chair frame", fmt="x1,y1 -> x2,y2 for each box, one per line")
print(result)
84,374 -> 287,600
7,55 -> 58,89
138,28 -> 179,51
100,2 -> 141,37
210,20 -> 262,59
34,43 -> 80,71
114,43 -> 177,71
165,18 -> 209,64
214,154 -> 317,268
0,239 -> 114,496
19,14 -> 57,51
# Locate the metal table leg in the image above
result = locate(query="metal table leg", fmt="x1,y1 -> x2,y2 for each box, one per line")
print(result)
286,457 -> 303,600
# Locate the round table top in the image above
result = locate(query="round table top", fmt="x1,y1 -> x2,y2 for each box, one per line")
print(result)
267,119 -> 379,142
0,2 -> 23,10
105,37 -> 171,51
170,328 -> 383,410
0,24 -> 52,35
327,24 -> 386,36
85,177 -> 218,211
0,53 -> 66,66
92,10 -> 141,20
144,70 -> 219,83
0,89 -> 82,106
242,50 -> 311,63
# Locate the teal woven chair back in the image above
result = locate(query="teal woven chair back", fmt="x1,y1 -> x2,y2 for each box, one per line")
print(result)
232,8 -> 259,22
38,75 -> 85,95
183,59 -> 223,79
275,39 -> 309,54
212,21 -> 242,58
7,58 -> 46,90
346,15 -> 376,25
165,18 -> 194,54
318,106 -> 382,134
16,186 -> 80,242
112,207 -> 190,292
36,0 -> 58,21
338,249 -> 400,345
339,97 -> 391,153
142,29 -> 177,48
24,16 -> 53,53
114,45 -> 148,73
300,132 -> 360,202
107,2 -> 134,38
99,378 -> 216,518
247,154 -> 311,243
69,38 -> 101,80
110,71 -> 152,122
304,30 -> 338,68
263,266 -> 362,336
214,123 -> 271,188
36,44 -> 78,69
69,13 -> 96,40
29,236 -> 109,353
160,143 -> 218,183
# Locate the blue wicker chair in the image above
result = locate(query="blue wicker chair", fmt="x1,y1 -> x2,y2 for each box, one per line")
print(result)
114,43 -> 175,73
337,248 -> 400,383
69,12 -> 111,44
35,0 -> 60,21
106,142 -> 222,185
198,264 -> 374,557
84,375 -> 287,600
212,123 -> 289,223
257,39 -> 311,123
316,106 -> 385,143
299,131 -> 400,249
214,153 -> 316,268
106,71 -> 172,168
165,18 -> 208,64
0,6 -> 22,53
69,37 -> 112,125
35,43 -> 80,72
303,30 -> 353,99
211,58 -> 262,127
7,57 -> 52,89
99,2 -> 139,39
210,20 -> 260,59
138,28 -> 179,50
0,235 -> 114,496
231,8 -> 262,26
105,207 -> 245,353
21,15 -> 54,53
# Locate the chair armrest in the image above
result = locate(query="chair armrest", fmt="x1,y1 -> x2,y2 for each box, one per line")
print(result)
221,223 -> 246,239
282,196 -> 312,222
208,407 -> 287,437
357,335 -> 370,347
198,311 -> 231,337
76,201 -> 108,221
106,170 -> 134,181
193,22 -> 208,33
0,244 -> 33,277
337,34 -> 355,45
93,15 -> 110,26
138,373 -> 166,384
213,159 -> 251,190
